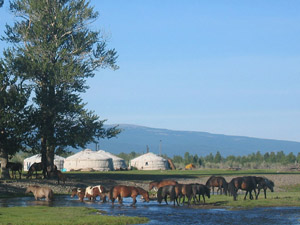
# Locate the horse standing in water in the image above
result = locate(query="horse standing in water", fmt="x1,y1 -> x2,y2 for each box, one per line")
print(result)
157,185 -> 179,206
253,176 -> 274,199
206,175 -> 228,195
71,188 -> 86,202
149,180 -> 178,191
6,162 -> 22,179
110,185 -> 149,206
25,185 -> 54,201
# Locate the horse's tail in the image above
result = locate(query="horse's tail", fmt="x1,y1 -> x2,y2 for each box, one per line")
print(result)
157,187 -> 163,203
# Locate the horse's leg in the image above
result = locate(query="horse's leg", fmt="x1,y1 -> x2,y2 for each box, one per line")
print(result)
244,191 -> 248,200
264,188 -> 267,199
131,196 -> 137,206
202,194 -> 206,204
256,188 -> 260,199
164,195 -> 168,205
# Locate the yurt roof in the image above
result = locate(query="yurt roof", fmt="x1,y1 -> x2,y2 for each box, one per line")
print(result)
97,150 -> 124,161
131,152 -> 166,161
66,149 -> 111,160
24,154 -> 65,161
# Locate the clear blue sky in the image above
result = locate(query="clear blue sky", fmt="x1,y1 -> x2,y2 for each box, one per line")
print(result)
1,1 -> 300,142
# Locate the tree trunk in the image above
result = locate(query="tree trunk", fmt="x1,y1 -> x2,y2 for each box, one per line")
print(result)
0,148 -> 11,179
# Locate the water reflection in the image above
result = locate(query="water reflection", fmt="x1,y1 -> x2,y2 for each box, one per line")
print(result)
1,195 -> 300,225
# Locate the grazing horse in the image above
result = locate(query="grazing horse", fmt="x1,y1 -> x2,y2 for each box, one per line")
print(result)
6,162 -> 22,179
230,176 -> 257,200
157,185 -> 179,206
191,183 -> 210,204
25,185 -> 54,201
149,180 -> 178,191
177,183 -> 194,205
26,162 -> 46,179
109,185 -> 149,206
71,188 -> 86,202
135,187 -> 150,203
206,175 -> 228,195
253,176 -> 274,199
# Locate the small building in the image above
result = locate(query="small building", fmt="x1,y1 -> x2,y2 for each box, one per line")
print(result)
129,152 -> 169,170
97,150 -> 127,170
23,154 -> 65,171
64,149 -> 113,171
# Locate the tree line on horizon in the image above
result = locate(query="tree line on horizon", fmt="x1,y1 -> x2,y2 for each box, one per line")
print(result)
117,150 -> 300,169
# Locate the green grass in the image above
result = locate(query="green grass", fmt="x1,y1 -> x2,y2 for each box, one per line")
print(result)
185,191 -> 300,209
0,206 -> 149,225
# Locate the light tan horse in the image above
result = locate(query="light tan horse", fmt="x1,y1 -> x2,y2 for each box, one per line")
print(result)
25,185 -> 54,201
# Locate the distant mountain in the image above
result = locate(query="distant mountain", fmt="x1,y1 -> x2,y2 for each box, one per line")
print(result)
83,124 -> 300,157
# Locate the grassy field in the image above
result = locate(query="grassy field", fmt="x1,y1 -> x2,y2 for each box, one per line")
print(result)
0,206 -> 149,225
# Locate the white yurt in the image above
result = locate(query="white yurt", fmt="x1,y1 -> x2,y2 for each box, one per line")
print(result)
97,150 -> 127,170
64,149 -> 114,171
129,152 -> 169,170
23,154 -> 65,171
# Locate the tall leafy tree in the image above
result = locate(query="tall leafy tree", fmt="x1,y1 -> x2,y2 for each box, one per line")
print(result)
2,0 -> 120,170
0,60 -> 32,179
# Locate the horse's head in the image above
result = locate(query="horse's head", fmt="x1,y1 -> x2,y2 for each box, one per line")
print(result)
265,179 -> 274,192
205,186 -> 211,198
149,182 -> 157,191
71,188 -> 78,197
142,191 -> 150,203
25,186 -> 32,194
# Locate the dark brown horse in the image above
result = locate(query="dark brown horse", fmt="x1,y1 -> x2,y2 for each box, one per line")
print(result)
253,176 -> 274,199
229,176 -> 257,200
191,183 -> 210,204
56,170 -> 66,184
177,183 -> 194,205
26,162 -> 46,179
206,175 -> 228,195
149,180 -> 178,191
6,162 -> 22,179
157,185 -> 179,206
110,185 -> 149,206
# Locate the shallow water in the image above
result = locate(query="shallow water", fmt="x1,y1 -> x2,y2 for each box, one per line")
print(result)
1,195 -> 300,225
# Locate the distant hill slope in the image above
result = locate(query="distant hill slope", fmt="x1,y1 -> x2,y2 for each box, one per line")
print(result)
83,124 -> 300,157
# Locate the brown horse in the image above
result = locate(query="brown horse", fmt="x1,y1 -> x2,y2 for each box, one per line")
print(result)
110,185 -> 149,206
176,183 -> 194,205
253,176 -> 274,199
191,183 -> 210,204
206,175 -> 228,195
26,162 -> 46,179
6,162 -> 22,179
25,185 -> 54,201
157,185 -> 179,206
71,187 -> 86,202
135,187 -> 150,203
149,180 -> 178,191
229,176 -> 257,200
56,170 -> 66,185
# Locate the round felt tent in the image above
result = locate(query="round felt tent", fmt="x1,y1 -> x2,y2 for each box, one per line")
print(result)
64,149 -> 113,171
23,154 -> 65,171
129,152 -> 170,170
97,150 -> 127,170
